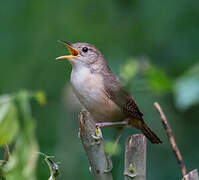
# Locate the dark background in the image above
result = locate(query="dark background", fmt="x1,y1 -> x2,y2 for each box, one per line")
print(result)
1,0 -> 199,179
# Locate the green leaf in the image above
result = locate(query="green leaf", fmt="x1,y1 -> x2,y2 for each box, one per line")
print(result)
0,95 -> 19,146
4,120 -> 38,180
145,66 -> 172,94
119,58 -> 139,82
34,91 -> 47,105
15,90 -> 32,122
174,77 -> 199,110
129,163 -> 134,173
105,141 -> 121,156
0,91 -> 39,180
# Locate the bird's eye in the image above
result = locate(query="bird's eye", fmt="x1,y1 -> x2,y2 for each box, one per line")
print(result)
82,47 -> 88,53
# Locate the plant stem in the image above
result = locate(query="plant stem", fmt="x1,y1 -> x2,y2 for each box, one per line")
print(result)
154,102 -> 186,177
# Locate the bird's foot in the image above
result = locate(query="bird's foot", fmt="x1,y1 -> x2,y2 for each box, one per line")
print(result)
96,121 -> 128,128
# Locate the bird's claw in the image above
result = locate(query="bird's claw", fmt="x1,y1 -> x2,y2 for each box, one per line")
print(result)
91,135 -> 102,140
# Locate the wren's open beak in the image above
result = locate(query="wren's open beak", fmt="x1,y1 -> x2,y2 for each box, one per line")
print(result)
56,40 -> 80,60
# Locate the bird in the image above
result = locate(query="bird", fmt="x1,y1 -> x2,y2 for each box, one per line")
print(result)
56,40 -> 162,144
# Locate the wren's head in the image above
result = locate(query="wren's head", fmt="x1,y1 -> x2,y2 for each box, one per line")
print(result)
56,40 -> 104,68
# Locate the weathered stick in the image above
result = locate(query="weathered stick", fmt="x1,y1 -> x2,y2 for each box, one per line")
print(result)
182,169 -> 198,180
124,134 -> 146,180
79,109 -> 113,180
154,102 -> 187,177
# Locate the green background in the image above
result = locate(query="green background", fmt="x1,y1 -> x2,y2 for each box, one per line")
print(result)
1,0 -> 199,179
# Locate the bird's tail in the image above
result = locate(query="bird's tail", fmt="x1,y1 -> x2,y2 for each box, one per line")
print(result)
139,122 -> 162,144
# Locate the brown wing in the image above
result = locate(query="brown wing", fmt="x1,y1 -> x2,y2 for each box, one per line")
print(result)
102,68 -> 143,120
123,93 -> 143,119
105,86 -> 143,120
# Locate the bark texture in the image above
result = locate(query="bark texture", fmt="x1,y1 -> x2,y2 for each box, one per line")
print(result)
79,109 -> 113,180
182,169 -> 198,180
124,134 -> 146,180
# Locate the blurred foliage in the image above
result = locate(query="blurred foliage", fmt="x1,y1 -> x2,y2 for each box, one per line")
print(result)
105,141 -> 121,156
1,0 -> 199,179
174,77 -> 199,110
0,90 -> 43,180
0,95 -> 18,146
174,62 -> 199,110
119,58 -> 139,83
120,58 -> 199,110
144,65 -> 173,94
119,58 -> 173,94
34,91 -> 47,106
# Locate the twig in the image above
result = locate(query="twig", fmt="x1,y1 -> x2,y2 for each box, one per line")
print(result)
0,145 -> 10,179
154,102 -> 186,177
38,152 -> 60,180
182,169 -> 198,180
0,145 -> 10,164
4,144 -> 10,162
79,109 -> 113,180
124,134 -> 146,180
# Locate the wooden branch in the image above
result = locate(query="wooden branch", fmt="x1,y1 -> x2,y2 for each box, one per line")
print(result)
154,102 -> 187,177
79,109 -> 113,180
124,134 -> 146,180
182,169 -> 198,180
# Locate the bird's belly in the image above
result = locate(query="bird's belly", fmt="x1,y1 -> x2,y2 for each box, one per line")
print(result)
75,90 -> 122,122
71,68 -> 123,122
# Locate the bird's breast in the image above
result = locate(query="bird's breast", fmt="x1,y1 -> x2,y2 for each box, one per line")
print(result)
70,67 -> 122,122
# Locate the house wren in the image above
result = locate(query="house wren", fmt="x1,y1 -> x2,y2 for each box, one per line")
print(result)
56,40 -> 162,144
